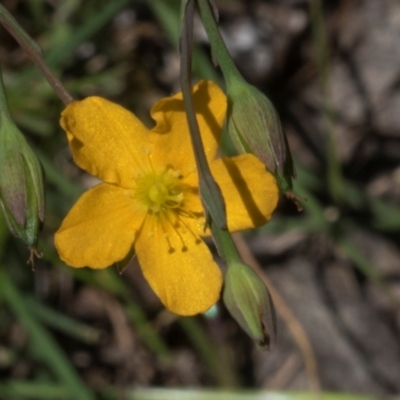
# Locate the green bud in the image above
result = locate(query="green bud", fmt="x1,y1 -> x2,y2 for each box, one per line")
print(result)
0,78 -> 44,247
223,261 -> 276,350
226,80 -> 295,194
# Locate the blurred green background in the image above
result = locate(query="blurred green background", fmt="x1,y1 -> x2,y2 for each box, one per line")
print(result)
0,0 -> 400,399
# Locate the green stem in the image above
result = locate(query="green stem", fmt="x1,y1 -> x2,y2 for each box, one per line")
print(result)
210,221 -> 241,266
0,4 -> 73,105
180,0 -> 243,265
196,0 -> 242,86
180,0 -> 227,229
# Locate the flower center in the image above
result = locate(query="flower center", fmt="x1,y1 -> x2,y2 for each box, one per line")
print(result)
135,169 -> 184,213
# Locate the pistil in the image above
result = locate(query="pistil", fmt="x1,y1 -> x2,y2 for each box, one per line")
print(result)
136,169 -> 184,214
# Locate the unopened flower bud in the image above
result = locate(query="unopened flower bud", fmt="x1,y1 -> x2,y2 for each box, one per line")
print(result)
223,261 -> 276,350
0,92 -> 45,247
226,80 -> 295,195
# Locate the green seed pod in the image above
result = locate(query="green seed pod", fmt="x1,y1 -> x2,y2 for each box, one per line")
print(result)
223,261 -> 276,350
226,80 -> 295,194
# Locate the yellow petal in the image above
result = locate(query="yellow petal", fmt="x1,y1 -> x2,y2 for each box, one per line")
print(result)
181,181 -> 204,229
135,214 -> 223,315
55,183 -> 145,268
149,80 -> 227,175
186,154 -> 279,233
60,97 -> 151,187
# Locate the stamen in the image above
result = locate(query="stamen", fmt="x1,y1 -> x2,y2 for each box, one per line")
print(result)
162,212 -> 188,252
169,168 -> 183,179
159,214 -> 176,253
175,210 -> 202,245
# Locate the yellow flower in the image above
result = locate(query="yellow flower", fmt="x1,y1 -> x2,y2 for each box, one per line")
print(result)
55,80 -> 278,316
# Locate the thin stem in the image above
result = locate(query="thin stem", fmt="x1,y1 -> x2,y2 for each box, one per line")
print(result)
180,0 -> 243,264
196,0 -> 242,86
0,4 -> 73,105
180,0 -> 227,229
210,221 -> 241,266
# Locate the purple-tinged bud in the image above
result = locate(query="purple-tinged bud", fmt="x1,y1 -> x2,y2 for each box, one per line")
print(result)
226,80 -> 295,195
0,94 -> 45,247
223,261 -> 276,350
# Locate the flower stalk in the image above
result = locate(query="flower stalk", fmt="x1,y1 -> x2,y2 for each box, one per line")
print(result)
196,0 -> 296,198
180,0 -> 227,229
180,0 -> 277,347
196,0 -> 242,87
0,4 -> 73,105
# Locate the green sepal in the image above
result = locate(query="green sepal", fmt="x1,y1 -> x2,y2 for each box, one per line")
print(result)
223,261 -> 276,350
